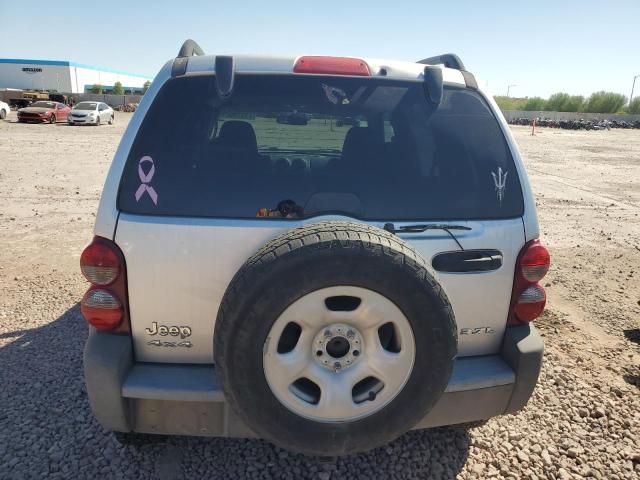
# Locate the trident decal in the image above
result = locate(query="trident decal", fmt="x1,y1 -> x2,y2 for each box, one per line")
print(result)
491,167 -> 508,206
135,156 -> 158,205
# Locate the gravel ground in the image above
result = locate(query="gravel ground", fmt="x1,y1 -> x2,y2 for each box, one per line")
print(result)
0,114 -> 638,479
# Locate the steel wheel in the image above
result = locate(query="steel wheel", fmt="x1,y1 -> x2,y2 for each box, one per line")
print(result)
49,115 -> 56,124
263,286 -> 416,422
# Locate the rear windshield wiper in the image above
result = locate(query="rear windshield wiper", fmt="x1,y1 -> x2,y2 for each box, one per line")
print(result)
383,223 -> 471,251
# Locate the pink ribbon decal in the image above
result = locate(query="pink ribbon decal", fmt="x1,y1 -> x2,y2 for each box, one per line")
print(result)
134,155 -> 158,205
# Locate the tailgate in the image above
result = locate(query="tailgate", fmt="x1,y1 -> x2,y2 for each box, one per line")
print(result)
116,216 -> 524,363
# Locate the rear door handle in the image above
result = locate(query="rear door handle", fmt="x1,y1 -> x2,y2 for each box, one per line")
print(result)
432,250 -> 502,273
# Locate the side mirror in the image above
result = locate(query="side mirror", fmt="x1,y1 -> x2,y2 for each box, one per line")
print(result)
423,66 -> 443,105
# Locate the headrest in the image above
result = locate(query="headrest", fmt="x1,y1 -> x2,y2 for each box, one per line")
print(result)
217,121 -> 258,153
342,127 -> 377,161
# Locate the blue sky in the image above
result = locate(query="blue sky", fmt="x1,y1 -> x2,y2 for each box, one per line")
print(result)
1,0 -> 638,99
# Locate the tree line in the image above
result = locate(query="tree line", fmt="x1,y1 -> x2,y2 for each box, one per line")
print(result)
90,80 -> 152,95
495,92 -> 640,114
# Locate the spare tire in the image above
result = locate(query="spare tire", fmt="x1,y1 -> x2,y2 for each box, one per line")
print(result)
214,221 -> 457,456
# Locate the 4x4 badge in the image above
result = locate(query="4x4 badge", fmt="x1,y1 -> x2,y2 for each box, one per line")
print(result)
147,340 -> 193,348
491,167 -> 508,206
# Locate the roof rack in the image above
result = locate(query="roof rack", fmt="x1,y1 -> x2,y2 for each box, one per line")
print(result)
417,54 -> 465,70
170,40 -> 236,97
417,53 -> 477,90
172,39 -> 205,77
177,39 -> 205,58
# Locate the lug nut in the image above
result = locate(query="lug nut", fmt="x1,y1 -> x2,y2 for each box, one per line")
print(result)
346,329 -> 355,339
324,329 -> 332,338
333,361 -> 341,371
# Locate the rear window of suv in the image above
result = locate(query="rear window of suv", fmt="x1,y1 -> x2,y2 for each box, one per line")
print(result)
118,74 -> 524,220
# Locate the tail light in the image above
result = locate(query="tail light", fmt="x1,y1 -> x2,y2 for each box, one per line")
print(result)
508,240 -> 551,325
293,56 -> 371,76
80,241 -> 120,285
80,237 -> 130,333
81,289 -> 123,330
520,243 -> 550,282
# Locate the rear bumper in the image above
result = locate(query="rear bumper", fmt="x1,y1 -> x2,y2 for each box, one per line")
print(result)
84,325 -> 543,437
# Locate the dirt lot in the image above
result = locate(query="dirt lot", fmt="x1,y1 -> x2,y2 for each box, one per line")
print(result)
0,113 -> 638,479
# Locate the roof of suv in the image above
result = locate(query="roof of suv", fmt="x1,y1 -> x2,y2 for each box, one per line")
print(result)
184,54 -> 469,86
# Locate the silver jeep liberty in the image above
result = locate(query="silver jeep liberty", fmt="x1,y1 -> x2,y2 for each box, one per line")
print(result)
80,39 -> 549,456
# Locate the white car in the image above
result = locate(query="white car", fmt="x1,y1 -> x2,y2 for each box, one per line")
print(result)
68,101 -> 114,125
0,100 -> 9,120
81,40 -> 549,456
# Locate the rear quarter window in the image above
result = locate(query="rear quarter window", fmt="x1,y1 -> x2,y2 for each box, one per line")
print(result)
118,74 -> 523,220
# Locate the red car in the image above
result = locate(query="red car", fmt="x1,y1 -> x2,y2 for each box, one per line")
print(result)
17,101 -> 70,124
